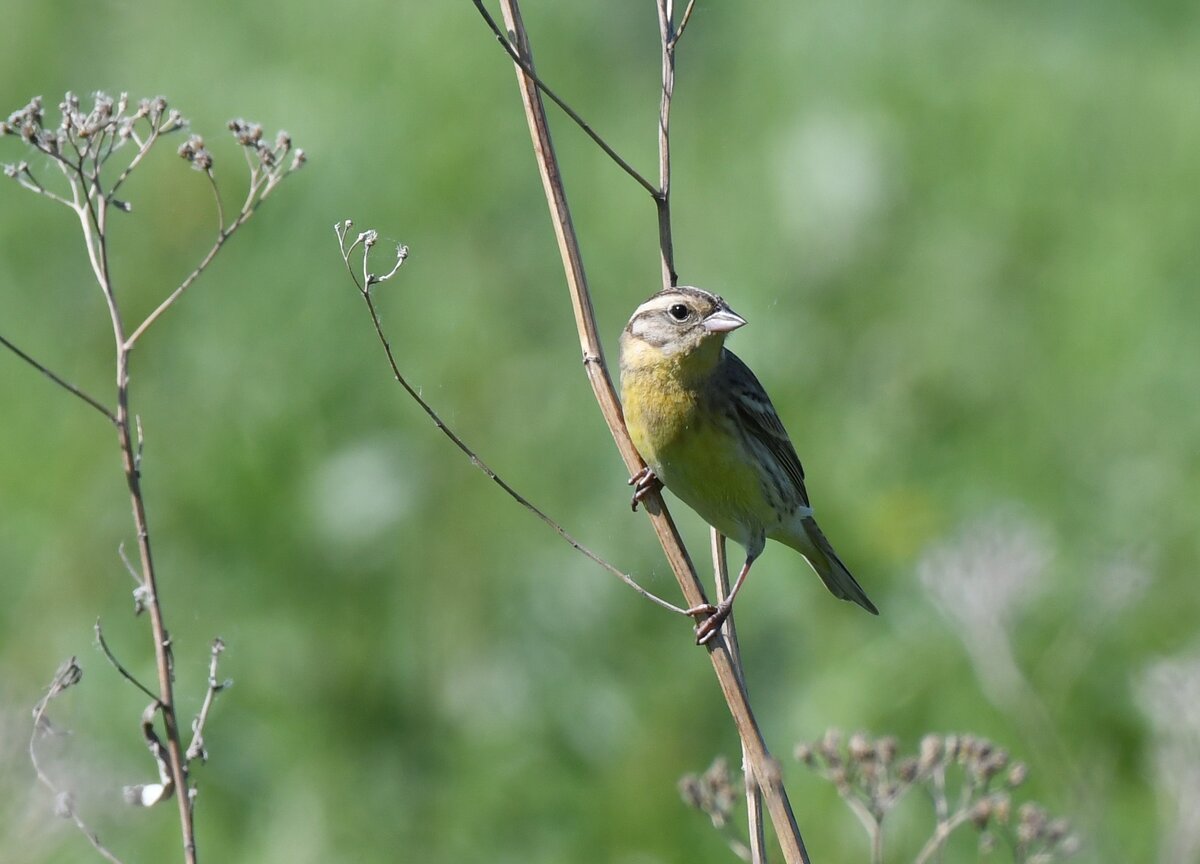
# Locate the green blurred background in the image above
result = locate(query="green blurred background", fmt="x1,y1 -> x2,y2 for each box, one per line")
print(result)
2,1 -> 1198,861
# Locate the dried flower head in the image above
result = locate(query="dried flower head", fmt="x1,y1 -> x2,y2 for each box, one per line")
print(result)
876,736 -> 898,766
678,756 -> 739,830
177,134 -> 213,171
919,733 -> 942,771
788,729 -> 1079,863
970,797 -> 993,829
794,742 -> 816,766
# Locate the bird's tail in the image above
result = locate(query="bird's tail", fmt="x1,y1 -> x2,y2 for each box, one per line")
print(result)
788,516 -> 879,615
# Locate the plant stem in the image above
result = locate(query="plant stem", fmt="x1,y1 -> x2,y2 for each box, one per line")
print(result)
712,531 -> 768,864
76,190 -> 197,864
493,3 -> 810,860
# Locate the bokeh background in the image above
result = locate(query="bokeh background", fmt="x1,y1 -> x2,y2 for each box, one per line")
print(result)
2,1 -> 1198,862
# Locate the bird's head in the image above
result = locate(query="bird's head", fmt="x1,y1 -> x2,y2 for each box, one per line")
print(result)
620,286 -> 746,372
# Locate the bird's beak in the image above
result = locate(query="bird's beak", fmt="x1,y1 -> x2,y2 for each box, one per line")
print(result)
702,308 -> 747,334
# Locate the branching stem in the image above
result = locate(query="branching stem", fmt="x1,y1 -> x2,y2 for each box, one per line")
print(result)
712,531 -> 767,864
29,658 -> 127,864
490,3 -> 811,860
334,224 -> 686,616
0,331 -> 117,422
472,0 -> 659,197
4,93 -> 303,864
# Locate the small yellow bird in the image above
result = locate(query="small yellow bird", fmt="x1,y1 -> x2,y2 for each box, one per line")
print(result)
619,286 -> 877,643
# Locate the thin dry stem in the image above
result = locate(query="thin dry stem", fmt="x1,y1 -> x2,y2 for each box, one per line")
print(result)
126,143 -> 302,348
669,0 -> 699,49
712,531 -> 767,864
95,619 -> 159,703
106,107 -> 173,199
831,776 -> 883,863
492,3 -> 810,861
29,658 -> 127,864
913,807 -> 977,864
186,638 -> 229,764
334,222 -> 685,616
661,8 -> 769,862
0,331 -> 117,422
4,94 -> 303,864
472,0 -> 658,197
65,133 -> 197,864
655,0 -> 682,288
123,702 -> 176,808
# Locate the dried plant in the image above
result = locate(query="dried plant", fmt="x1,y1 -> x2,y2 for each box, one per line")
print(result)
679,756 -> 757,862
334,220 -> 689,615
2,91 -> 303,863
686,731 -> 1079,864
473,3 -> 808,860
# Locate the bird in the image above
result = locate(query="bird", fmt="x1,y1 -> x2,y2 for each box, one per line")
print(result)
619,286 -> 877,643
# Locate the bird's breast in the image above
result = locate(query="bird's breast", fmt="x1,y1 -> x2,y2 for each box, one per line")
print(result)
621,366 -> 702,468
622,367 -> 775,548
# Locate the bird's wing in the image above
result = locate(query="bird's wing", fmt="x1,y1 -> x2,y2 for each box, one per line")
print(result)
724,351 -> 811,507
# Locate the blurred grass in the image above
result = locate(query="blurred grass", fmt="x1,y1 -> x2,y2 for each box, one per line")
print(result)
2,1 -> 1198,862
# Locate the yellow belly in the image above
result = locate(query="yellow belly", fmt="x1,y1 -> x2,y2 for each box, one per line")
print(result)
623,370 -> 776,548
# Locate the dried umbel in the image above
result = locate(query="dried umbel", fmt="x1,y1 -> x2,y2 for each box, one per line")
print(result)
679,756 -> 739,830
229,117 -> 306,174
688,730 -> 1079,864
2,92 -> 305,220
794,730 -> 1078,864
4,92 -> 300,864
2,92 -> 183,165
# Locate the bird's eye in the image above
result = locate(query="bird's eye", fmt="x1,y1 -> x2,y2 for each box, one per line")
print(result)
668,303 -> 690,321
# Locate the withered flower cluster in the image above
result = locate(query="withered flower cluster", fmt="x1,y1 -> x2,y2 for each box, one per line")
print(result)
678,755 -> 740,831
795,730 -> 1079,863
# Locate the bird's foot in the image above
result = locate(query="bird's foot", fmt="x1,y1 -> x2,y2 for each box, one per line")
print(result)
628,466 -> 663,512
688,599 -> 732,645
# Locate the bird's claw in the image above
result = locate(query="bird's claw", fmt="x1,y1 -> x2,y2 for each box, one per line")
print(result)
687,600 -> 731,645
628,466 -> 663,512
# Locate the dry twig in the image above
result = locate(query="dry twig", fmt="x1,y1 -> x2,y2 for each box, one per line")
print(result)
185,639 -> 231,764
712,533 -> 767,864
333,222 -> 686,615
29,658 -> 125,864
481,2 -> 811,860
3,92 -> 302,864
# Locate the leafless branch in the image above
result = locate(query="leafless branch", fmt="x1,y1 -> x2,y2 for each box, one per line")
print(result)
655,0 -> 683,287
29,658 -> 127,864
669,0 -> 699,50
3,92 -> 302,864
95,619 -> 159,703
471,0 -> 659,197
186,638 -> 230,764
712,531 -> 767,864
3,159 -> 74,205
679,756 -> 755,861
334,221 -> 687,616
490,3 -> 811,860
123,702 -> 175,808
0,331 -> 117,423
124,125 -> 305,348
